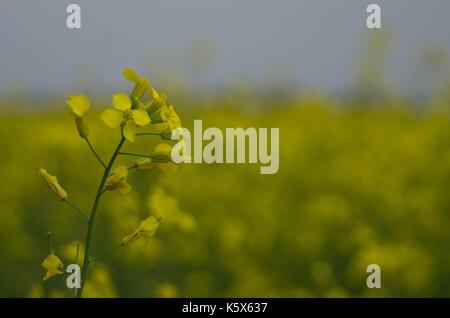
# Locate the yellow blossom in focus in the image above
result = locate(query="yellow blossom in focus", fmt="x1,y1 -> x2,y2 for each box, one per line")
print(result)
101,93 -> 150,142
66,94 -> 90,138
122,216 -> 160,246
123,68 -> 153,101
38,168 -> 68,200
41,254 -> 64,281
105,166 -> 131,194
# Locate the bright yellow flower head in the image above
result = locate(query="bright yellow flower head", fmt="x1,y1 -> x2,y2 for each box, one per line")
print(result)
38,168 -> 68,200
101,93 -> 150,142
66,94 -> 90,138
122,216 -> 160,246
42,254 -> 64,281
105,166 -> 131,194
123,68 -> 153,101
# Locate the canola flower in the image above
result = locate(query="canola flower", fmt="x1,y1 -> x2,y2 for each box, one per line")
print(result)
101,93 -> 150,142
66,94 -> 90,138
122,216 -> 160,247
37,68 -> 183,297
38,168 -> 67,200
42,254 -> 64,281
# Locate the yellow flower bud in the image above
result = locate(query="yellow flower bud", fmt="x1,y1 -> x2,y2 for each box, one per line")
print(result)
122,216 -> 160,247
41,253 -> 64,281
38,168 -> 68,200
75,117 -> 89,138
66,94 -> 90,138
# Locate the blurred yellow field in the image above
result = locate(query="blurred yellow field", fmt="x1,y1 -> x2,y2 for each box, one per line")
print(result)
1,92 -> 449,297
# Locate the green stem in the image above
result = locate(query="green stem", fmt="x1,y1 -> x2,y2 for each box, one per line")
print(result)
89,244 -> 124,263
118,152 -> 153,158
63,198 -> 89,222
135,132 -> 161,137
47,232 -> 53,254
85,137 -> 106,169
77,131 -> 126,298
74,243 -> 80,298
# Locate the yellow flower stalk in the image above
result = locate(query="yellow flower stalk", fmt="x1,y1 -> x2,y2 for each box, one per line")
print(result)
122,216 -> 160,247
101,93 -> 150,142
38,168 -> 68,200
41,253 -> 64,281
40,68 -> 181,297
105,166 -> 131,194
66,94 -> 90,138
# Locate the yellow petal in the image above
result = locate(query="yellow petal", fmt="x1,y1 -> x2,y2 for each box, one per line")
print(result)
132,109 -> 150,126
114,166 -> 129,179
116,182 -> 132,194
66,94 -> 90,118
138,216 -> 160,236
123,68 -> 141,83
101,109 -> 124,128
123,121 -> 137,142
105,166 -> 130,193
113,93 -> 132,111
167,105 -> 181,131
42,254 -> 64,281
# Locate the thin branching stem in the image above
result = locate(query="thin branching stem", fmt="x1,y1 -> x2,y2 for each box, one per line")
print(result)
135,132 -> 161,137
63,198 -> 89,222
89,244 -> 124,263
85,137 -> 106,168
77,129 -> 126,298
118,152 -> 153,158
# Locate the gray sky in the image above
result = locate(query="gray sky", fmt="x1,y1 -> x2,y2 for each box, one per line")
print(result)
1,0 -> 449,95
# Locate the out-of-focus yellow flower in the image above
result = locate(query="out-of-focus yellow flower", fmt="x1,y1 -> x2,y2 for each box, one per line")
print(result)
134,143 -> 178,174
123,68 -> 153,101
135,157 -> 157,170
101,93 -> 150,142
42,254 -> 64,281
38,168 -> 68,200
105,166 -> 131,194
154,143 -> 178,173
122,216 -> 160,246
66,94 -> 90,138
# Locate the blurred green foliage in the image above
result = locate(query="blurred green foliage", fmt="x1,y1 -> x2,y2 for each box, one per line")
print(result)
0,90 -> 449,298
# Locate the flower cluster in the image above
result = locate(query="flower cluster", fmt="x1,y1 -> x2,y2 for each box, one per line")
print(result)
37,68 -> 183,297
